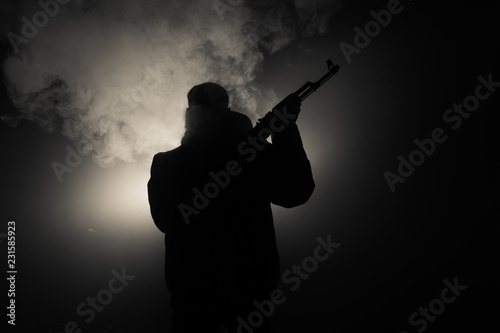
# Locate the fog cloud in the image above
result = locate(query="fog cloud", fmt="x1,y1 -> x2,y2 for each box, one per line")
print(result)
1,0 -> 341,167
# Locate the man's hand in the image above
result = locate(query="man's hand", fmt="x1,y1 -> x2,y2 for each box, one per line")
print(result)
271,93 -> 303,143
282,93 -> 302,121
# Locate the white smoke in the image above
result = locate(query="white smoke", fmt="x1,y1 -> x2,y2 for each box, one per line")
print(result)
1,0 -> 342,167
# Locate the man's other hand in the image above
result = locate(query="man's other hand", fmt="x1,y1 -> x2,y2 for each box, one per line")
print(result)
282,93 -> 301,120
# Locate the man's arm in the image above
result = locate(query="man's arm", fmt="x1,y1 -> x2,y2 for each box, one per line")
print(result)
267,122 -> 315,208
148,153 -> 187,234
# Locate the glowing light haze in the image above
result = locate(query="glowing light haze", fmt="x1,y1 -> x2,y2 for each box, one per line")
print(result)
2,0 -> 342,167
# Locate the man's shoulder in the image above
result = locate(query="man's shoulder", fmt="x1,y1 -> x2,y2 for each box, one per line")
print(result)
153,146 -> 185,165
153,146 -> 184,161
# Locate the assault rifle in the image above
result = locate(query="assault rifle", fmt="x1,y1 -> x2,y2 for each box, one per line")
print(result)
248,59 -> 340,141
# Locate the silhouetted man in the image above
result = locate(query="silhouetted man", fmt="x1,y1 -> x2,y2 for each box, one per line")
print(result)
148,82 -> 314,333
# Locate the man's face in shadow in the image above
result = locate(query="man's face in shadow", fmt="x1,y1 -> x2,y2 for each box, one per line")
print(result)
185,103 -> 206,131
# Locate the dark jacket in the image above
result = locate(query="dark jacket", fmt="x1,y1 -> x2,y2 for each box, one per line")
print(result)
147,110 -> 314,310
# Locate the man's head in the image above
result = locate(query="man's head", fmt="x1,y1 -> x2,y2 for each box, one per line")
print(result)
182,82 -> 252,146
187,82 -> 229,109
185,82 -> 229,131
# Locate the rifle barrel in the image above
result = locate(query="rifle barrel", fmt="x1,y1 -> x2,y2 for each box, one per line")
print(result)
296,59 -> 340,102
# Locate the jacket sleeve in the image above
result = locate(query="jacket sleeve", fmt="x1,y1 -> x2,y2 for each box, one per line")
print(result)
147,153 -> 187,234
266,123 -> 315,208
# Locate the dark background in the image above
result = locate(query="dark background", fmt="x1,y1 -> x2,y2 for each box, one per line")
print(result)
1,0 -> 499,332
